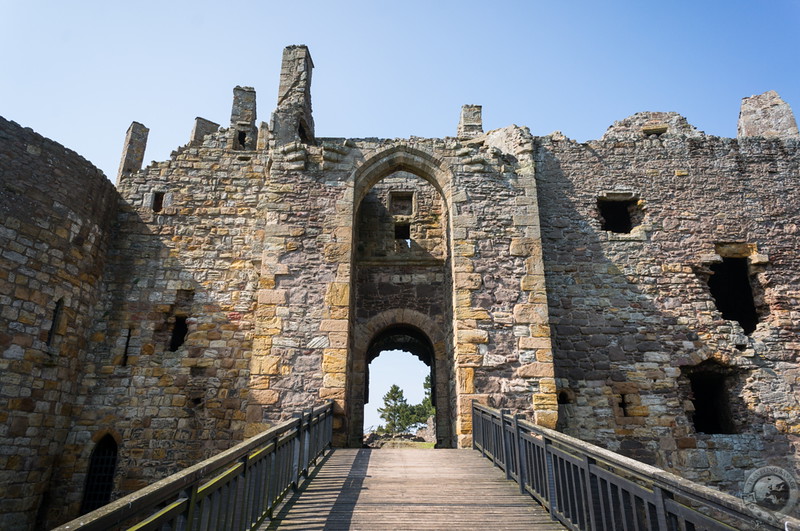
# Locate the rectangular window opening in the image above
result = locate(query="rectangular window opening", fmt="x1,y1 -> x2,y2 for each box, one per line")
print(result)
706,257 -> 759,334
598,198 -> 638,233
236,130 -> 247,150
169,316 -> 188,352
152,192 -> 165,213
687,369 -> 737,434
391,192 -> 414,215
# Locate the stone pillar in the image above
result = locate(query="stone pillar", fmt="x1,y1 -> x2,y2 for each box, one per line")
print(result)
190,117 -> 219,146
738,90 -> 800,138
116,121 -> 149,183
458,105 -> 483,138
231,86 -> 257,150
271,45 -> 315,146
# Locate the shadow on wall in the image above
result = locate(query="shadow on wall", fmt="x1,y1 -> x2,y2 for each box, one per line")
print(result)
42,189 -> 261,527
535,134 -> 797,498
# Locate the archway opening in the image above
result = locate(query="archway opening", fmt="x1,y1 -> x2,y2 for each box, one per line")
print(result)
347,161 -> 455,448
80,434 -> 118,514
364,349 -> 433,438
358,325 -> 446,445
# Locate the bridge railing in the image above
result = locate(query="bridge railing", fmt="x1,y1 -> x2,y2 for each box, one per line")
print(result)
473,402 -> 800,531
56,401 -> 334,531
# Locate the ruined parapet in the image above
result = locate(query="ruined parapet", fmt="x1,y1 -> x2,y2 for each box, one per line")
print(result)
190,117 -> 220,146
230,86 -> 257,150
458,105 -> 483,138
601,112 -> 703,141
270,45 -> 315,146
116,121 -> 149,183
738,90 -> 800,138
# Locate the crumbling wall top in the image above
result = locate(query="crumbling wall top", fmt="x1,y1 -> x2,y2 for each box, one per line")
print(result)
601,111 -> 704,141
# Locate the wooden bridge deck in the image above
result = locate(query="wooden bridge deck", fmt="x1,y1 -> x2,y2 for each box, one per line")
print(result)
264,448 -> 564,530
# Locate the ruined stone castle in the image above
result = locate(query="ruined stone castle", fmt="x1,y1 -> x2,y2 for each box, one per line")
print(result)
2,45 -> 799,528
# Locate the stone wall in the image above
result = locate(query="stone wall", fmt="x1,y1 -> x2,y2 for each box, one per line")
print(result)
0,117 -> 118,529
41,126 -> 269,525
537,112 -> 800,497
6,44 -> 798,527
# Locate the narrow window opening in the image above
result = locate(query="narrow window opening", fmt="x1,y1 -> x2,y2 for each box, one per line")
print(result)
395,223 -> 410,242
298,123 -> 310,144
618,394 -> 631,416
152,192 -> 165,213
687,370 -> 736,434
80,435 -> 118,514
707,257 -> 759,334
47,298 -> 63,347
169,316 -> 188,352
121,328 -> 132,366
557,391 -> 572,404
598,199 -> 637,233
237,130 -> 247,149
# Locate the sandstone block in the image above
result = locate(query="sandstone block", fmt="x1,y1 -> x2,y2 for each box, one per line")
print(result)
515,362 -> 554,378
323,372 -> 346,388
250,389 -> 279,405
325,283 -> 350,307
457,329 -> 488,344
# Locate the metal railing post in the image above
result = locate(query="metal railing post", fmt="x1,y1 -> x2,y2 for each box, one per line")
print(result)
472,401 -> 478,451
544,435 -> 559,521
291,413 -> 302,489
302,409 -> 311,476
513,414 -> 526,495
500,409 -> 512,480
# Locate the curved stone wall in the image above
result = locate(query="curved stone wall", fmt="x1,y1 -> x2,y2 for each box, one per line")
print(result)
0,117 -> 118,529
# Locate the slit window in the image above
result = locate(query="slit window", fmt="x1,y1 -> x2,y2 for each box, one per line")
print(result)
169,316 -> 188,352
47,298 -> 63,346
152,192 -> 165,213
80,435 -> 118,514
236,130 -> 247,149
121,328 -> 132,366
598,198 -> 637,233
707,257 -> 759,334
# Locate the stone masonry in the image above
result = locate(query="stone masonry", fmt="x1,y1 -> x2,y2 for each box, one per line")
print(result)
1,45 -> 799,528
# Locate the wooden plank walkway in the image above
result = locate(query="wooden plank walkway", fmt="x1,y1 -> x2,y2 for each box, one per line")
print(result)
264,448 -> 564,530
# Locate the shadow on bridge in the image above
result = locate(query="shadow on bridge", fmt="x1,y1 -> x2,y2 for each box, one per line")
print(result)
265,448 -> 563,530
265,449 -> 371,530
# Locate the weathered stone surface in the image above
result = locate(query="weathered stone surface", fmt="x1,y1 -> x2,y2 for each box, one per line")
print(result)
3,44 -> 800,529
738,90 -> 800,138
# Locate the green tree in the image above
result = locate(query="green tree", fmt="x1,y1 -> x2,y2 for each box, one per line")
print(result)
377,377 -> 437,435
377,384 -> 415,434
412,374 -> 436,424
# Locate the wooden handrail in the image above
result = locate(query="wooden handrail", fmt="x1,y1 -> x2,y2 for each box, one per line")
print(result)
472,402 -> 800,531
55,401 -> 333,531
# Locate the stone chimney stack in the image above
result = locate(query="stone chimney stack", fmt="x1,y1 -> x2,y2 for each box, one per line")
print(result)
117,121 -> 149,184
230,86 -> 257,150
271,45 -> 315,146
458,105 -> 483,138
737,90 -> 800,138
189,117 -> 220,147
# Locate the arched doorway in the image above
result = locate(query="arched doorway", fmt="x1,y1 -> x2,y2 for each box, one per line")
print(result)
80,434 -> 118,514
347,161 -> 455,447
363,326 -> 439,437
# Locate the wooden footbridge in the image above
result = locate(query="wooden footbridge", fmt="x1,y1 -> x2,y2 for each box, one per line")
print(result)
56,402 -> 799,531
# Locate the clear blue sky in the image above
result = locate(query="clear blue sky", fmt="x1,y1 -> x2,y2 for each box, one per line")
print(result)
3,1 -> 799,431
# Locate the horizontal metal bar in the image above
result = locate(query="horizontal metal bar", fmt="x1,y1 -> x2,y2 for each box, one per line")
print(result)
55,401 -> 333,531
472,402 -> 800,531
